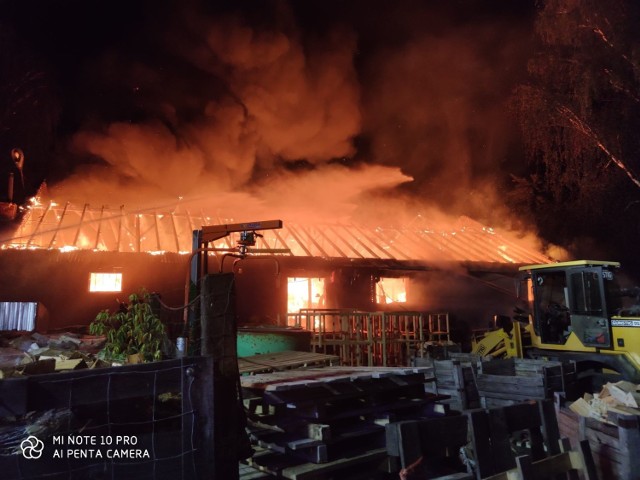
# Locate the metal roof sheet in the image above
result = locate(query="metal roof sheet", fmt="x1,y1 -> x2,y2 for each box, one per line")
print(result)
1,201 -> 552,265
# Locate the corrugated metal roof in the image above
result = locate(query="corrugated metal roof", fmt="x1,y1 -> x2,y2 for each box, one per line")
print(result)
0,201 -> 551,265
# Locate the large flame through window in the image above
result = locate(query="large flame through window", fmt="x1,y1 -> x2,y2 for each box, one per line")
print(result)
287,277 -> 326,313
376,277 -> 407,304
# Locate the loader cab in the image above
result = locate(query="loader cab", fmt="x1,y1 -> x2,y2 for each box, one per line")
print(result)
518,261 -> 621,349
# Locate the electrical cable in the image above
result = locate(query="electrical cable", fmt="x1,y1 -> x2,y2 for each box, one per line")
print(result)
155,294 -> 201,312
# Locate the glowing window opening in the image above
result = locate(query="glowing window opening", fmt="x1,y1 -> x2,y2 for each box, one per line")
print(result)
287,277 -> 326,313
376,277 -> 407,304
89,273 -> 123,292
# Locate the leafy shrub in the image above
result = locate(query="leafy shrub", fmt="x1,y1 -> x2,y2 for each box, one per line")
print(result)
90,290 -> 166,362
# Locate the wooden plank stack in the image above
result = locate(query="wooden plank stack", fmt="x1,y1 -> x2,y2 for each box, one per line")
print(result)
422,354 -> 482,412
467,399 -> 563,479
385,414 -> 473,479
240,366 -> 442,479
238,351 -> 341,375
385,399 -> 566,480
239,462 -> 274,480
556,393 -> 640,479
475,358 -> 576,408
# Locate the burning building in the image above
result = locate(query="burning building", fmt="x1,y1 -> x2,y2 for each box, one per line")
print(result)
0,199 -> 551,344
0,0 -> 563,352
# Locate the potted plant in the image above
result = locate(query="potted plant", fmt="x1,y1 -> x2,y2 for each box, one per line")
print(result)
89,290 -> 167,363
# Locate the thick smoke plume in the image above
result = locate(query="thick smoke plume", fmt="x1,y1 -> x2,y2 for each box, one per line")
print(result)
51,5 -> 413,223
46,0 -> 551,257
360,15 -> 535,226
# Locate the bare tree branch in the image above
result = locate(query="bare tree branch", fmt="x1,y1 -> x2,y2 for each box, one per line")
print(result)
557,104 -> 640,188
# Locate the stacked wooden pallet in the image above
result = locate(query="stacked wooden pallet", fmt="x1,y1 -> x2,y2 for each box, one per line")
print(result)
302,310 -> 431,367
422,354 -> 482,412
240,366 -> 441,479
476,358 -> 576,408
238,351 -> 341,375
386,399 -> 579,480
239,462 -> 274,480
556,394 -> 640,479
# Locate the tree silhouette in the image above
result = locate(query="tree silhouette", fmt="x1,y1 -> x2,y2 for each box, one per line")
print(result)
511,0 -> 640,267
0,24 -> 59,203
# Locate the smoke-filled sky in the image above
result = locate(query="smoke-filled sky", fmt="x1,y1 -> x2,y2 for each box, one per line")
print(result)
0,0 -> 537,229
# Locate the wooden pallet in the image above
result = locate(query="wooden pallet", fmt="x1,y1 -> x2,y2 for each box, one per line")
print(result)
476,358 -> 576,407
246,368 -> 435,420
243,366 -> 442,467
423,357 -> 481,411
240,366 -> 434,393
467,399 -> 562,478
239,462 -> 275,479
555,398 -> 640,479
247,446 -> 390,480
239,351 -> 341,375
385,414 -> 473,479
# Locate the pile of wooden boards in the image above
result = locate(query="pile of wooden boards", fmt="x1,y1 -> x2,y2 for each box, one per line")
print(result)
421,353 -> 482,411
0,332 -> 107,377
568,380 -> 640,422
240,365 -> 442,479
238,351 -> 341,375
556,391 -> 640,479
385,399 -> 585,480
475,358 -> 576,407
417,356 -> 575,411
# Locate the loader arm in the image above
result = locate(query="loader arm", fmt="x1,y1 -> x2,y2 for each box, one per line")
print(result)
471,322 -> 524,359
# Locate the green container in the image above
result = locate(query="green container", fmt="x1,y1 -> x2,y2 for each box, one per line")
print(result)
237,326 -> 311,357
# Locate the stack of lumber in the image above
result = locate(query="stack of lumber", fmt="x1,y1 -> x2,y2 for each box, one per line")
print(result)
240,366 -> 442,479
239,462 -> 274,480
556,385 -> 640,480
422,353 -> 482,411
238,351 -> 340,375
475,358 -> 576,407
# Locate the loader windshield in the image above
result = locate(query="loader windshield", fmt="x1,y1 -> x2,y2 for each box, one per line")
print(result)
570,271 -> 603,316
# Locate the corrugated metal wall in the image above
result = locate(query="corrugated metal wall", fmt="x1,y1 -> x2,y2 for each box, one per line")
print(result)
0,302 -> 38,331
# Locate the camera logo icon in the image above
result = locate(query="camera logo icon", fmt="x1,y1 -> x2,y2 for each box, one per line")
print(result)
21,436 -> 44,459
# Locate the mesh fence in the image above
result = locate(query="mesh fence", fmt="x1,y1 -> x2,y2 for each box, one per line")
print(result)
0,357 -> 211,480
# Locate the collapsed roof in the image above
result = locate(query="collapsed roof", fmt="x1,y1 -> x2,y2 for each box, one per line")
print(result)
1,200 -> 551,267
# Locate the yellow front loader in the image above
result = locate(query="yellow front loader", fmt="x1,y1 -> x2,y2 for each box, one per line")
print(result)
472,260 -> 640,384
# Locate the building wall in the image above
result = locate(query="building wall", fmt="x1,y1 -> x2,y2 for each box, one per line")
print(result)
0,250 -> 187,332
1,250 -> 518,344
